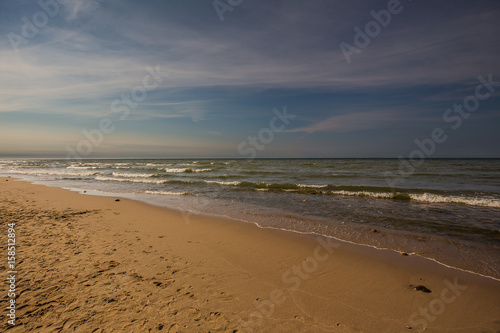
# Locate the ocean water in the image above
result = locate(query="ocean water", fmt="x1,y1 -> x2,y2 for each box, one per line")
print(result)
1,158 -> 499,280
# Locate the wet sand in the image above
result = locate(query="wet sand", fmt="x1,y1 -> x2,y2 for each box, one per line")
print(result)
1,177 -> 499,332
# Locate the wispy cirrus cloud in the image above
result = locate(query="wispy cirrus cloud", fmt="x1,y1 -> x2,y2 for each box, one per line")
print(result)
285,110 -> 410,134
64,0 -> 101,20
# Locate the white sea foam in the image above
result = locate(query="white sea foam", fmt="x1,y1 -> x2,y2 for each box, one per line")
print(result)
329,190 -> 394,199
96,176 -> 166,184
164,168 -> 212,173
328,190 -> 500,208
204,180 -> 242,186
4,169 -> 97,177
112,172 -> 154,178
146,163 -> 175,167
409,193 -> 500,208
67,166 -> 98,170
164,168 -> 189,173
77,163 -> 105,166
145,190 -> 188,196
96,176 -> 196,185
297,184 -> 328,188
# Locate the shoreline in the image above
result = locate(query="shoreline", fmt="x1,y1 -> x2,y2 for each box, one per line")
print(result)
53,180 -> 500,284
2,158 -> 499,282
1,176 -> 500,332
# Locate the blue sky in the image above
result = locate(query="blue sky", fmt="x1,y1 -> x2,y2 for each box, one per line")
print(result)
1,0 -> 499,158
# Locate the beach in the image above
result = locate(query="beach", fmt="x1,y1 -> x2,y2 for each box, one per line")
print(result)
1,176 -> 499,332
2,158 -> 499,280
2,0 -> 499,330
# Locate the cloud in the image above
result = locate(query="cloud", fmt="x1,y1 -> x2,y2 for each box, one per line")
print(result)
64,0 -> 100,20
2,0 -> 498,120
286,110 -> 410,134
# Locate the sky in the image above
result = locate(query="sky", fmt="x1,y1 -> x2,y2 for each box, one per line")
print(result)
0,0 -> 499,158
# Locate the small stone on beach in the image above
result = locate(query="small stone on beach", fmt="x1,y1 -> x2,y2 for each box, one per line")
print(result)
115,199 -> 120,202
370,229 -> 378,233
412,285 -> 432,293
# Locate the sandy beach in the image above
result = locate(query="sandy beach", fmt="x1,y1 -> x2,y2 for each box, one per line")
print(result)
1,176 -> 499,332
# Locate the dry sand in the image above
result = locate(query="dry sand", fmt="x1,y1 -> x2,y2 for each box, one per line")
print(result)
1,177 -> 499,332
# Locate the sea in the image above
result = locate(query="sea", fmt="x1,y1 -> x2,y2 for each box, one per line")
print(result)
1,158 -> 499,280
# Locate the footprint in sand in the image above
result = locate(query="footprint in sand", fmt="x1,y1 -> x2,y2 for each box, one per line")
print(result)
167,323 -> 179,332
